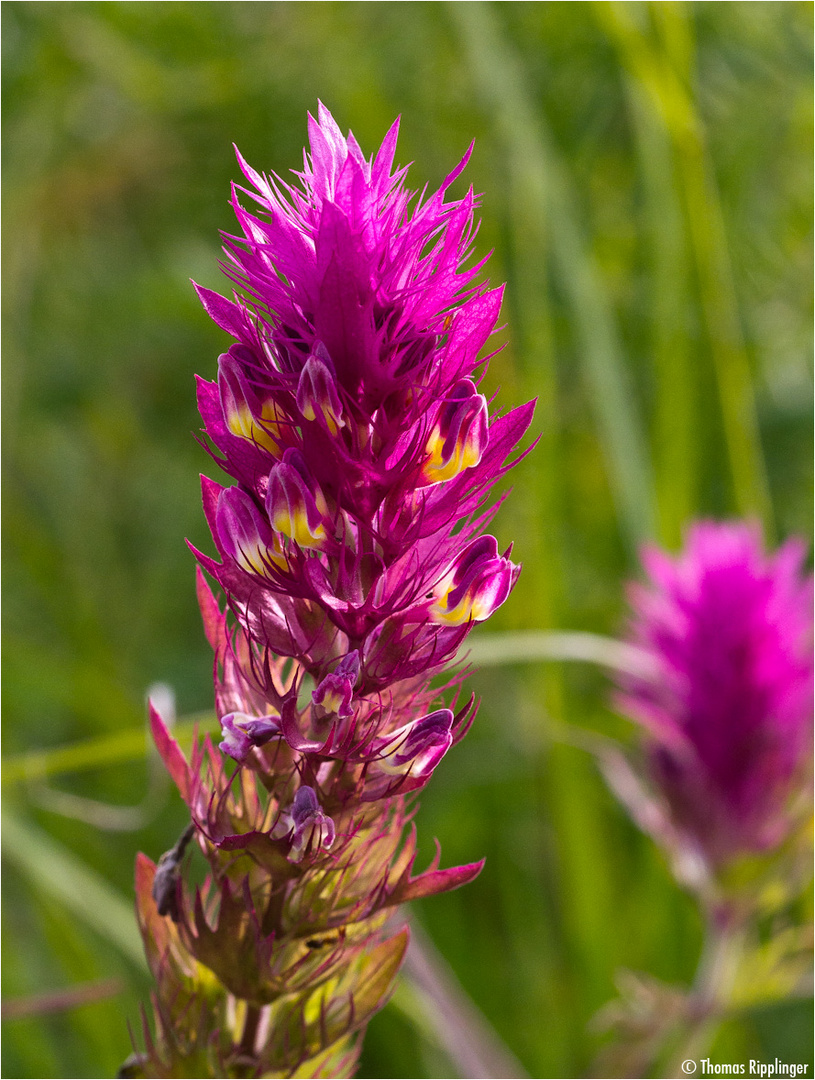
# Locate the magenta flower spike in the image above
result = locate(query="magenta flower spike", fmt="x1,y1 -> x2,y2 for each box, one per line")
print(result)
130,104 -> 533,1079
616,521 -> 812,874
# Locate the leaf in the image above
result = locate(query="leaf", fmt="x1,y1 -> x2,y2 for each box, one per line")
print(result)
729,926 -> 814,1010
450,0 -> 657,547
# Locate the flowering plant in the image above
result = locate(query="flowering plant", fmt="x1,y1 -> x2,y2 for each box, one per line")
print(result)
594,521 -> 812,1078
126,104 -> 532,1078
616,520 -> 812,886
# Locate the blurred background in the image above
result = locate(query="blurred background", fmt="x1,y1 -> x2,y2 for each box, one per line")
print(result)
2,3 -> 812,1077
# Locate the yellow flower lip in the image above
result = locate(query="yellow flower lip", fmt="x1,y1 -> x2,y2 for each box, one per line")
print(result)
429,535 -> 516,625
219,351 -> 286,455
265,448 -> 331,551
419,379 -> 488,486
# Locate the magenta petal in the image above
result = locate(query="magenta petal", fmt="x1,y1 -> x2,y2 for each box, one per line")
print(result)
193,283 -> 250,340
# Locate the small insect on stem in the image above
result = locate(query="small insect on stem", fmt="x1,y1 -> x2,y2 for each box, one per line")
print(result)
305,935 -> 339,950
152,822 -> 196,921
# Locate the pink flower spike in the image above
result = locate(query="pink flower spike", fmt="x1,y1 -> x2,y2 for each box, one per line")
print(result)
617,520 -> 813,868
135,106 -> 534,1079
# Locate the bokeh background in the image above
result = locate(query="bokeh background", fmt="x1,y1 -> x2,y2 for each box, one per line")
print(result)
2,3 -> 812,1077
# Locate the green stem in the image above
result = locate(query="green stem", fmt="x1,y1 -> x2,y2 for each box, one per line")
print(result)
665,905 -> 745,1077
238,1004 -> 262,1059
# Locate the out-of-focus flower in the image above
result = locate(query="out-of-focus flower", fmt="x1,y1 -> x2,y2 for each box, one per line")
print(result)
617,521 -> 812,868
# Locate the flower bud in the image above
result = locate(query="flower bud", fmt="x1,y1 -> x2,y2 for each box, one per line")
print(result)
218,350 -> 284,455
219,712 -> 281,763
296,346 -> 345,435
430,536 -> 517,625
420,379 -> 488,485
265,449 -> 331,549
373,709 -> 453,780
282,786 -> 336,862
312,651 -> 360,719
216,487 -> 286,577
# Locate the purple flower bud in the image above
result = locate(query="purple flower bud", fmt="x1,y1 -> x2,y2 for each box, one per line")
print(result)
219,712 -> 281,763
430,535 -> 518,625
296,346 -> 346,435
285,786 -> 336,862
265,448 -> 330,550
421,379 -> 488,485
373,709 -> 453,780
215,487 -> 285,577
617,521 -> 813,866
218,349 -> 284,455
312,651 -> 361,719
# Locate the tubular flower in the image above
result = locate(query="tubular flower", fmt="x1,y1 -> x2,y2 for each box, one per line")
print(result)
215,485 -> 285,577
130,104 -> 532,1080
296,346 -> 346,435
420,378 -> 489,485
616,521 -> 813,872
218,348 -> 286,455
218,711 -> 280,763
265,449 -> 331,550
430,535 -> 519,625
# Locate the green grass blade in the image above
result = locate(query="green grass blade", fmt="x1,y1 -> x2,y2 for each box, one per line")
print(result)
596,0 -> 773,532
1,809 -> 147,970
466,630 -> 652,675
450,0 -> 657,548
2,711 -> 216,785
626,79 -> 696,547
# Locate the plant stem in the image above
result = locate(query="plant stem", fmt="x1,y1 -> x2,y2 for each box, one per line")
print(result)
665,905 -> 745,1076
239,1004 -> 262,1059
